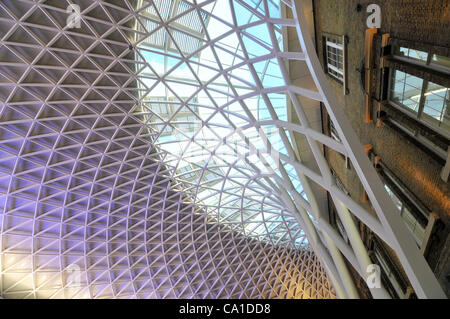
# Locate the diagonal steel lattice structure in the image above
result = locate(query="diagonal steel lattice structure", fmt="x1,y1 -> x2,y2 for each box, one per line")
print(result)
0,0 -> 446,299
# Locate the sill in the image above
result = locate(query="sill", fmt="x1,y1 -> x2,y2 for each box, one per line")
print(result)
384,118 -> 446,166
325,73 -> 345,87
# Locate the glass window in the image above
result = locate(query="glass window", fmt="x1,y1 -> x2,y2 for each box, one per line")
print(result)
431,54 -> 450,69
391,46 -> 450,134
390,70 -> 449,133
396,47 -> 450,73
399,47 -> 429,63
384,184 -> 425,246
422,82 -> 450,131
374,249 -> 405,298
390,70 -> 423,113
325,36 -> 344,82
330,119 -> 340,141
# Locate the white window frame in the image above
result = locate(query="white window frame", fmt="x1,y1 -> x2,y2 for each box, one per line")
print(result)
324,35 -> 345,83
388,69 -> 450,139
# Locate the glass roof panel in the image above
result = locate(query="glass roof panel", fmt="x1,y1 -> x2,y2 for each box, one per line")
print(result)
135,0 -> 308,249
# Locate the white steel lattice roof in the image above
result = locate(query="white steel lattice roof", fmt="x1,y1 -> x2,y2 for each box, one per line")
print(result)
0,0 -> 446,299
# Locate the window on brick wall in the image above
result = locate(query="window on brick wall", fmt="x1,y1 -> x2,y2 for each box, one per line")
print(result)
383,183 -> 426,247
430,54 -> 450,70
373,245 -> 405,298
329,118 -> 341,141
389,46 -> 450,135
389,70 -> 450,133
329,117 -> 351,168
395,47 -> 450,75
324,35 -> 345,83
330,169 -> 350,243
398,47 -> 428,63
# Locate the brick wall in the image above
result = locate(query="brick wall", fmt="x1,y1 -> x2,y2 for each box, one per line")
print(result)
313,0 -> 450,297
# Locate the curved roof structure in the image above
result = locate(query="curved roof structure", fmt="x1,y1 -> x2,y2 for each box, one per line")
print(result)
0,0 -> 445,299
0,0 -> 332,299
